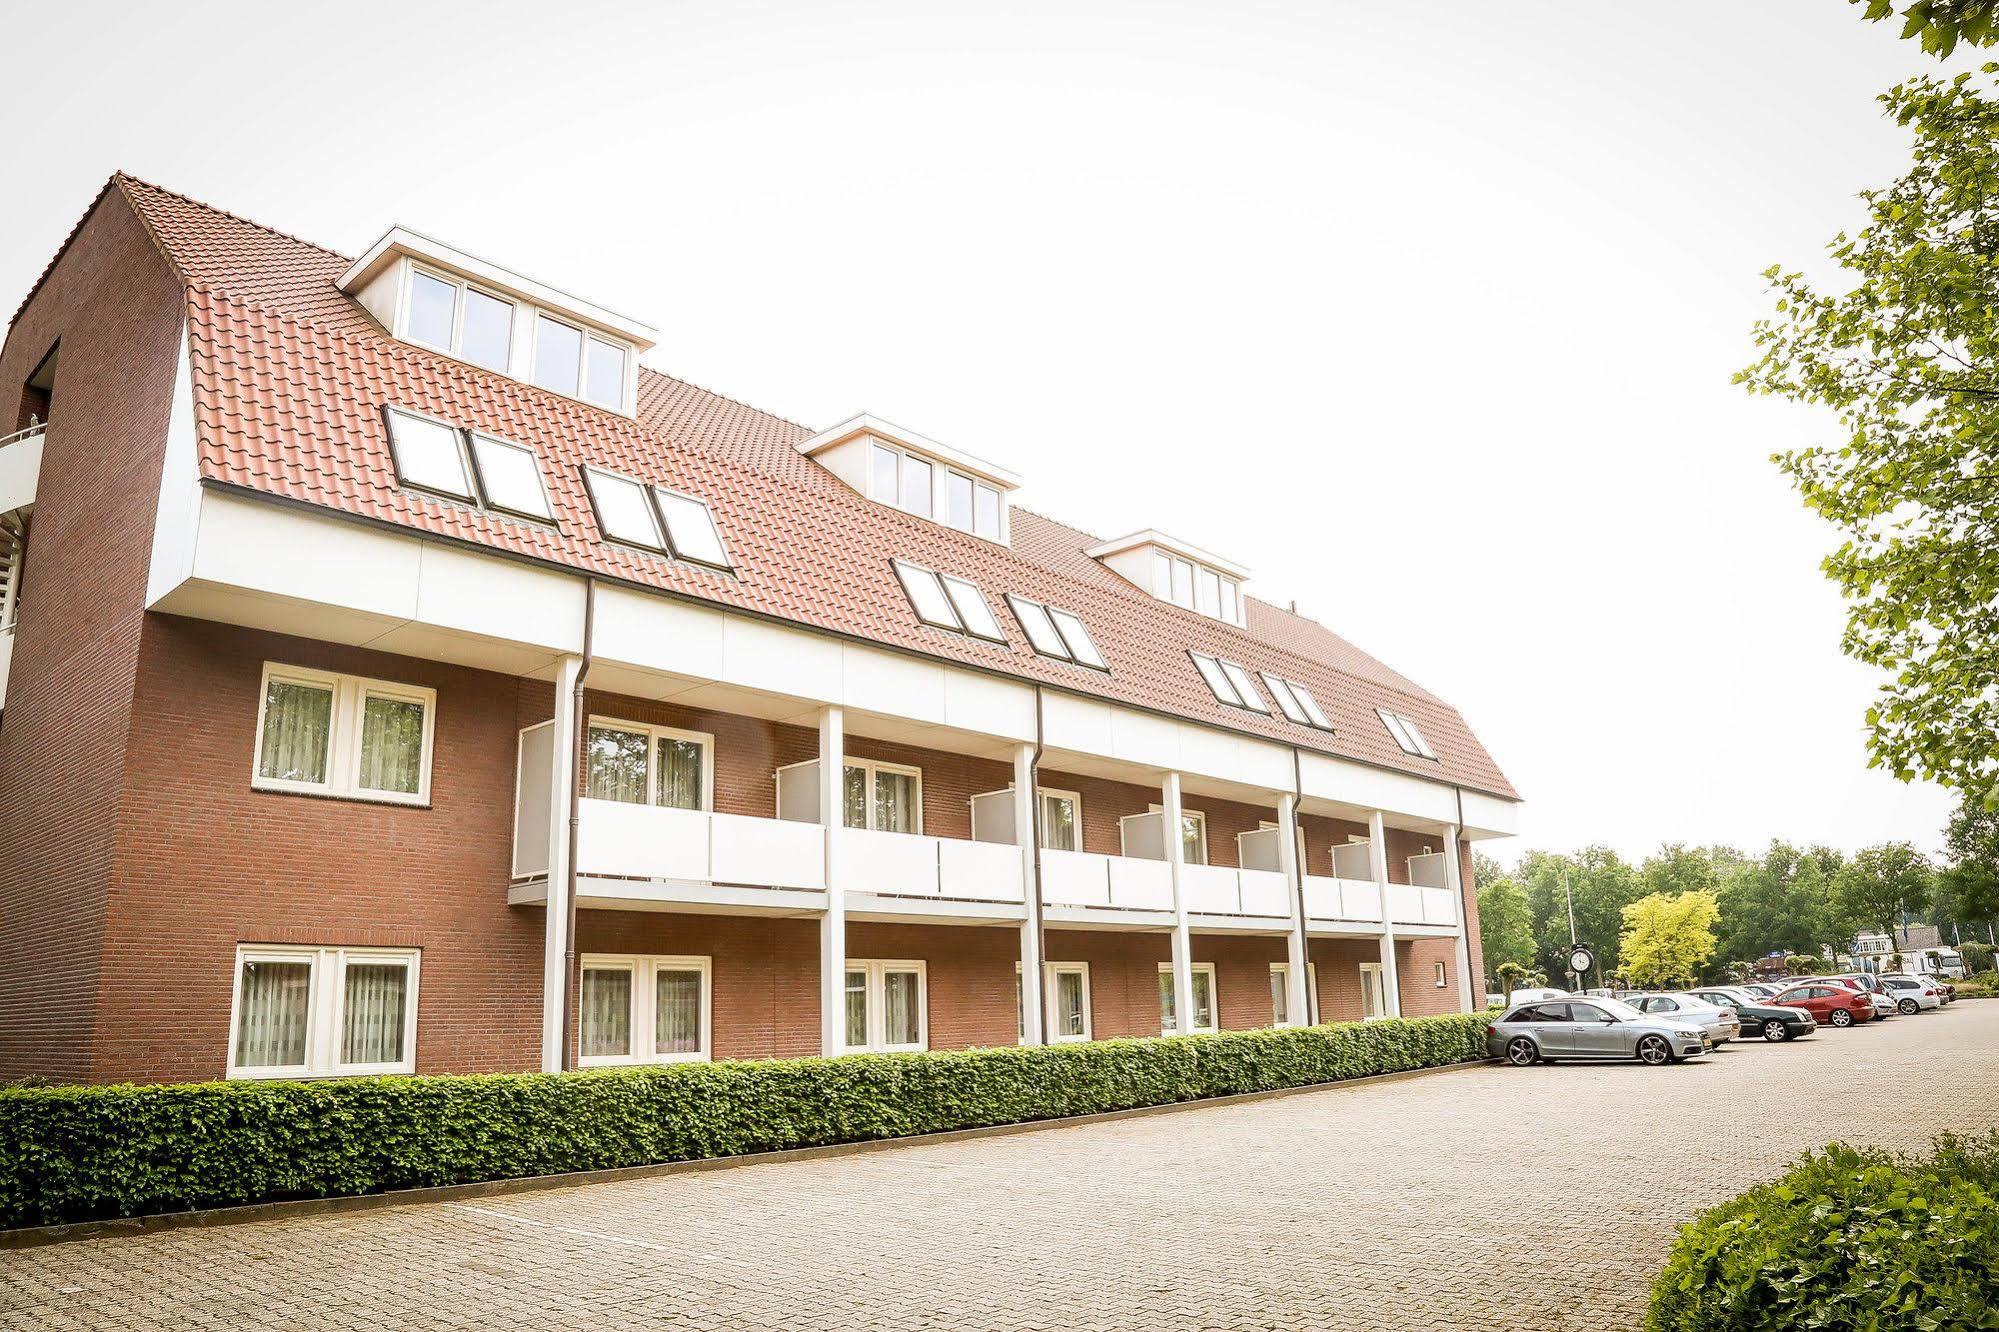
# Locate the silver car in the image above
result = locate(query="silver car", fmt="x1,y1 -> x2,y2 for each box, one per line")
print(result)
1626,993 -> 1743,1045
1487,996 -> 1711,1066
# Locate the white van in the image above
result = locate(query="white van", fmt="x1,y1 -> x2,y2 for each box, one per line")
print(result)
1908,947 -> 1967,979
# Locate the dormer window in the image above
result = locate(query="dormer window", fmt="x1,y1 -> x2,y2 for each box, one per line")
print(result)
1086,530 -> 1248,627
798,415 -> 1020,544
340,228 -> 655,418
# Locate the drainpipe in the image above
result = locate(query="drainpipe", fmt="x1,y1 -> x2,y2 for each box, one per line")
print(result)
559,578 -> 597,1072
1029,684 -> 1049,1043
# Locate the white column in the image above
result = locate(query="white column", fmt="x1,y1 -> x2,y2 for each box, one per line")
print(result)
1444,824 -> 1475,1012
818,706 -> 847,1056
1368,810 -> 1402,1018
1014,744 -> 1045,1045
1163,771 -> 1194,1034
1279,792 -> 1310,1025
540,654 -> 582,1073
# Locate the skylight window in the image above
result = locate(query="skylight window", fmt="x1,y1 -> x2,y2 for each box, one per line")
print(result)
940,574 -> 1006,643
1046,608 -> 1107,670
1189,652 -> 1265,710
1262,673 -> 1334,731
1378,708 -> 1437,758
584,467 -> 665,549
1005,595 -> 1071,660
892,562 -> 1008,644
1292,685 -> 1334,731
469,432 -> 552,520
385,409 -> 476,500
581,467 -> 735,570
1217,659 -> 1266,712
653,488 -> 731,569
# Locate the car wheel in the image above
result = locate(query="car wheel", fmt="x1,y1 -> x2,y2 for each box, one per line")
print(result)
1636,1035 -> 1672,1066
1899,998 -> 1919,1015
1504,1037 -> 1540,1066
1763,1021 -> 1791,1042
1830,1008 -> 1854,1027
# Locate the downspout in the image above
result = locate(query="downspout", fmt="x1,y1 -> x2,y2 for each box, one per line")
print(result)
1029,684 -> 1049,1043
559,578 -> 597,1072
1290,746 -> 1314,1024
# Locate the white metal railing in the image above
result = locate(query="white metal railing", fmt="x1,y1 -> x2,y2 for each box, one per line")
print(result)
0,423 -> 43,520
0,422 -> 45,450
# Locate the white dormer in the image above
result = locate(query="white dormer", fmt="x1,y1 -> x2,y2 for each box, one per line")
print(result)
1087,529 -> 1248,626
339,227 -> 657,417
798,414 -> 1021,544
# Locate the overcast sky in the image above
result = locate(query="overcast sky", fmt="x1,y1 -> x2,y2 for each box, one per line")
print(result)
6,0 -> 1974,863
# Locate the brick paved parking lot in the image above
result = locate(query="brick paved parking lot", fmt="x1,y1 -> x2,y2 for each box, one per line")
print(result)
4,1002 -> 1997,1332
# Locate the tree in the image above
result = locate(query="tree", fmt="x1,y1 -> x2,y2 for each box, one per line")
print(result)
1477,875 -> 1535,980
1785,953 -> 1820,975
1619,892 -> 1721,989
1834,842 -> 1935,937
1740,68 -> 1999,808
1852,0 -> 1999,56
1494,961 -> 1528,1003
1935,796 -> 1999,934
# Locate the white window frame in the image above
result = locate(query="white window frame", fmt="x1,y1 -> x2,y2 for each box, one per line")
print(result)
1378,708 -> 1438,759
1039,787 -> 1082,851
528,311 -> 634,414
584,715 -> 716,811
1151,552 -> 1245,626
1150,803 -> 1208,866
844,959 -> 928,1052
1007,595 -> 1108,671
1359,961 -> 1389,1020
1434,961 -> 1448,988
1216,658 -> 1267,712
226,944 -> 420,1079
400,262 -> 517,374
384,406 -> 479,502
576,953 -> 713,1066
844,758 -> 924,833
867,440 -> 1005,542
1270,962 -> 1320,1028
1045,961 -> 1093,1043
251,662 -> 437,806
467,429 -> 555,522
1159,961 -> 1219,1034
651,486 -> 734,571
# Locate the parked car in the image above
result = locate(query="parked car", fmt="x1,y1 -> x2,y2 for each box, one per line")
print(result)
1503,987 -> 1569,1005
1886,971 -> 1956,1004
1739,982 -> 1786,1000
1875,974 -> 1945,1014
1683,986 -> 1818,1042
1487,997 -> 1710,1066
1769,982 -> 1874,1028
1802,976 -> 1897,1019
1625,993 -> 1742,1045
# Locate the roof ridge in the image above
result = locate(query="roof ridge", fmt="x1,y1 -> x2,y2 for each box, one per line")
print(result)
115,172 -> 355,265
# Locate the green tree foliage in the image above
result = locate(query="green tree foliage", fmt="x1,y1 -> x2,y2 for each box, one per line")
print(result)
1476,875 -> 1535,981
1935,796 -> 1999,933
1852,0 -> 1999,56
1714,842 -> 1852,968
1619,892 -> 1722,989
1520,846 -> 1643,983
1741,68 -> 1999,807
1834,841 -> 1935,935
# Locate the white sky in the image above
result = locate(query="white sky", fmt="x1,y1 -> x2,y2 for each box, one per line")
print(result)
6,0 -> 1972,861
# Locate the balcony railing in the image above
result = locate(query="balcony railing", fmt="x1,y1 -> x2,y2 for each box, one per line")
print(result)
0,422 -> 44,517
1040,848 -> 1174,911
578,800 -> 827,889
832,826 -> 1023,904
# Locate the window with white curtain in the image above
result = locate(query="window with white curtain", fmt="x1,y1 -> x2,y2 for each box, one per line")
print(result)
1040,789 -> 1080,852
841,759 -> 921,833
583,717 -> 713,811
253,663 -> 435,804
844,960 -> 927,1052
229,945 -> 418,1078
1048,963 -> 1091,1042
1149,804 -> 1208,865
1158,962 -> 1218,1034
578,955 -> 712,1064
1269,962 -> 1319,1028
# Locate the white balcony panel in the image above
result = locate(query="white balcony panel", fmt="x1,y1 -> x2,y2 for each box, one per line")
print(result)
1042,849 -> 1112,906
1302,874 -> 1343,918
711,812 -> 825,889
578,799 -> 710,881
1385,883 -> 1425,926
0,628 -> 12,712
1181,863 -> 1241,915
1407,852 -> 1449,890
1239,868 -> 1289,918
0,425 -> 43,514
1339,878 -> 1382,921
939,837 -> 1024,903
1108,856 -> 1173,911
836,827 -> 941,897
1421,886 -> 1457,926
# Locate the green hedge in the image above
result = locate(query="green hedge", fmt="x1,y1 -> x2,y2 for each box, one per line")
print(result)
0,1012 -> 1487,1229
1646,1133 -> 1999,1331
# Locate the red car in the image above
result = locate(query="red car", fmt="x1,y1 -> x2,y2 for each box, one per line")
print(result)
1770,982 -> 1874,1028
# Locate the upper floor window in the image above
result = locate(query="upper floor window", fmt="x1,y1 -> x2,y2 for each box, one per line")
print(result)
253,663 -> 435,805
843,758 -> 922,834
405,265 -> 514,373
229,945 -> 419,1078
1378,708 -> 1437,759
1149,552 -> 1242,624
585,718 -> 713,811
1005,595 -> 1108,670
385,408 -> 553,522
528,314 -> 629,410
870,440 -> 1003,540
582,466 -> 733,570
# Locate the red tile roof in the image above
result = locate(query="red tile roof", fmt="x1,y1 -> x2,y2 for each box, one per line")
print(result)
105,174 -> 1516,800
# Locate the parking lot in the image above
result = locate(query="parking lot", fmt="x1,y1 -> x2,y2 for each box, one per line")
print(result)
3,1001 -> 1996,1332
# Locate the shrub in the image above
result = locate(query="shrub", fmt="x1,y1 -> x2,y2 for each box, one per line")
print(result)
1645,1133 -> 1999,1331
1958,941 -> 1994,974
1953,969 -> 1999,998
0,1011 -> 1487,1229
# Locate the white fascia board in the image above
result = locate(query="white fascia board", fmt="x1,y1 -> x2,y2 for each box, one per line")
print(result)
336,226 -> 658,350
145,325 -> 201,607
1083,528 -> 1251,581
796,413 -> 1024,491
1457,789 -> 1521,839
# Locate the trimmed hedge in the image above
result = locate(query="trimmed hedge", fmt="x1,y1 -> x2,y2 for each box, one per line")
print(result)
0,1011 -> 1487,1229
1646,1133 -> 1999,1331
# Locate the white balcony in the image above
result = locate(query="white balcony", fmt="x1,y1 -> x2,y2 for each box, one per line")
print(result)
0,423 -> 43,516
0,626 -> 12,711
833,827 -> 1024,904
578,799 -> 826,890
1042,848 -> 1174,911
1182,863 -> 1291,919
1302,874 -> 1383,924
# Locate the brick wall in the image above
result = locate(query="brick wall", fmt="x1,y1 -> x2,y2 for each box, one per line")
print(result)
0,190 -> 188,1081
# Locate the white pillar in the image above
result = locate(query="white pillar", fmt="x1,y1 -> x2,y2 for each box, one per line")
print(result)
1163,771 -> 1194,1034
1444,824 -> 1475,1012
1279,792 -> 1310,1025
818,707 -> 847,1056
1014,744 -> 1045,1045
540,654 -> 582,1073
1368,810 -> 1402,1018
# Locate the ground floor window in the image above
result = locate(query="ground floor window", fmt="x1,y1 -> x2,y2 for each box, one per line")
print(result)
1359,961 -> 1388,1020
845,959 -> 927,1052
578,954 -> 712,1065
230,945 -> 419,1078
1269,962 -> 1319,1027
1018,961 -> 1093,1043
1434,960 -> 1448,988
1158,961 -> 1218,1034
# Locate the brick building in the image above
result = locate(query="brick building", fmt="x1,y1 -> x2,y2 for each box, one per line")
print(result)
0,176 -> 1518,1085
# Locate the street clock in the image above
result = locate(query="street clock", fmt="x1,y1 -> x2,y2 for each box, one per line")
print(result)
1568,945 -> 1597,976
